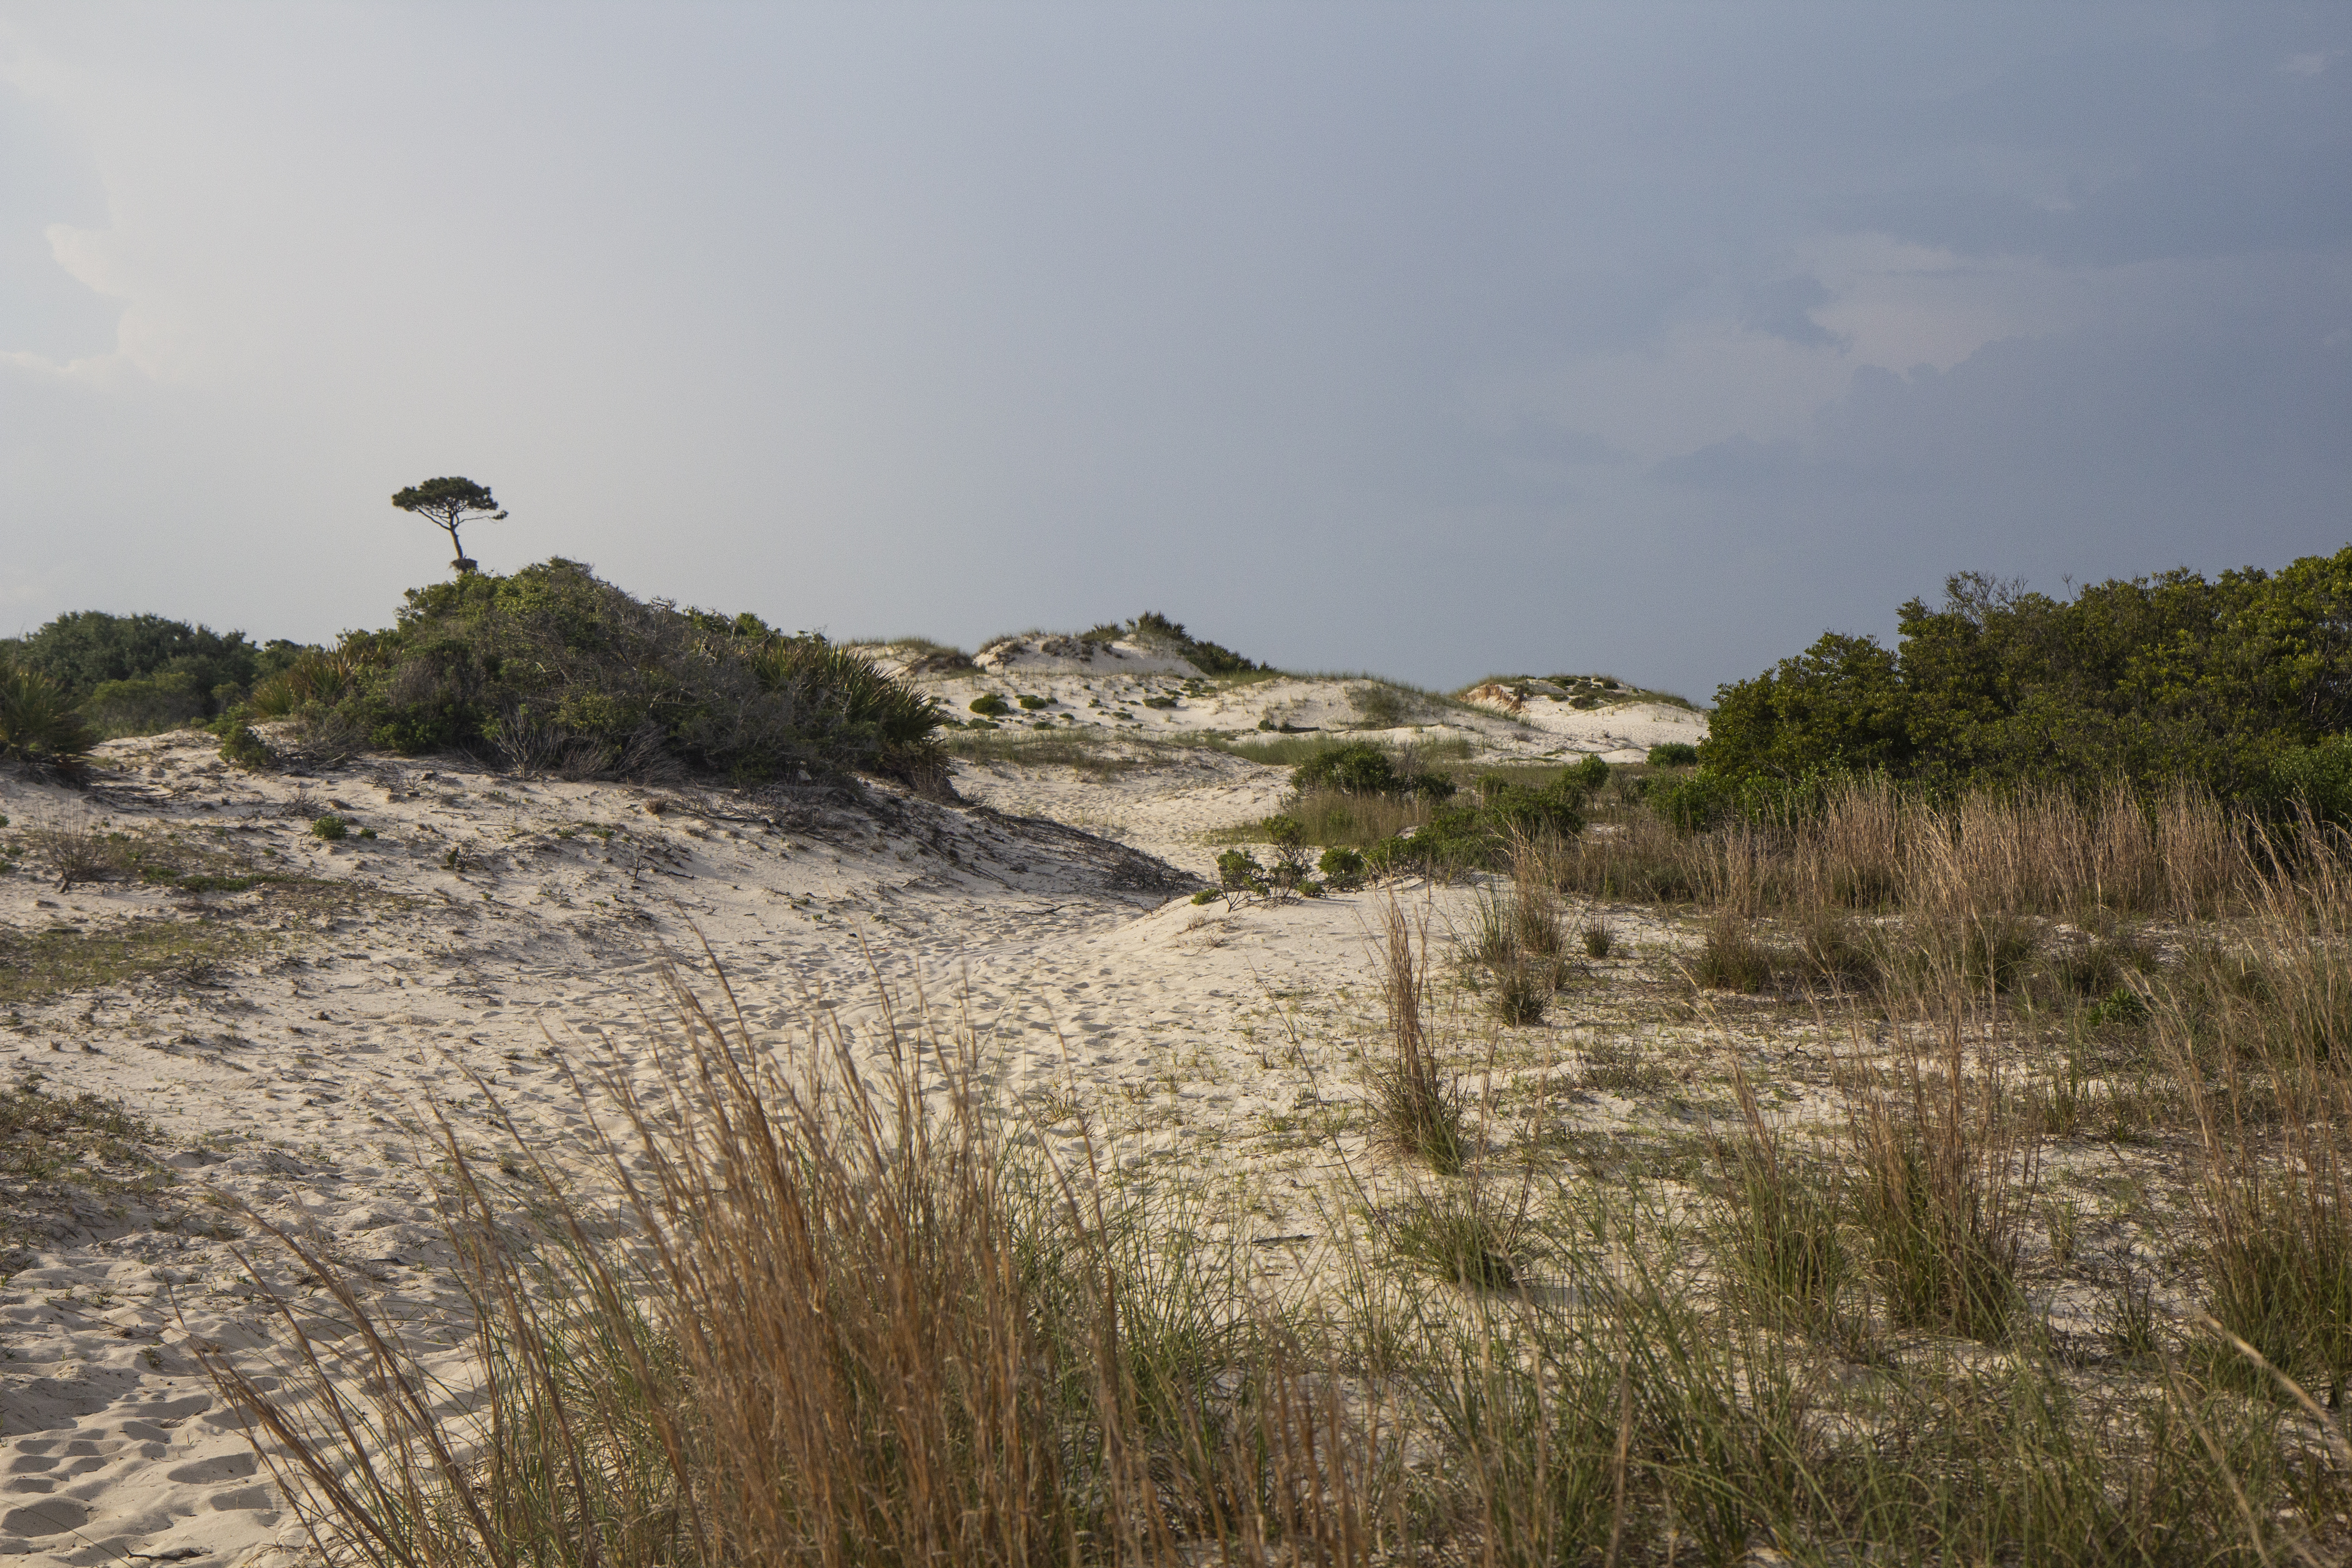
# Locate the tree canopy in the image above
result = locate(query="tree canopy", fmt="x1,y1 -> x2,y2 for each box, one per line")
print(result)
392,476 -> 506,569
1696,547 -> 2352,807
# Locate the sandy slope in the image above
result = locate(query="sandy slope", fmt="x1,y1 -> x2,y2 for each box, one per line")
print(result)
0,676 -> 1706,1567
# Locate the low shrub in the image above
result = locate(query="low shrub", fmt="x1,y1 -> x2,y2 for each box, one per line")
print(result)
1317,845 -> 1367,889
217,718 -> 273,771
1016,694 -> 1048,710
1216,848 -> 1267,896
970,693 -> 1012,717
1648,741 -> 1700,768
1568,753 -> 1610,792
311,815 -> 348,841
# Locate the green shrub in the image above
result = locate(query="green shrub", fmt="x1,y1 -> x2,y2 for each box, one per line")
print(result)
1317,845 -> 1367,889
0,662 -> 94,768
1190,888 -> 1218,906
1216,848 -> 1266,895
1141,696 -> 1177,710
311,815 -> 348,841
1016,694 -> 1049,710
1568,753 -> 1610,792
82,669 -> 210,738
970,694 -> 1012,717
1293,741 -> 1403,795
244,561 -> 946,788
218,720 -> 273,771
1648,741 -> 1700,768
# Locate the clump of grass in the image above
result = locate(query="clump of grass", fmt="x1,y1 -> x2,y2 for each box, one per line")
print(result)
1490,962 -> 1550,1026
1369,899 -> 1468,1173
1846,1029 -> 2037,1343
1580,921 -> 1613,959
1389,1188 -> 1519,1288
1691,913 -> 1774,993
1715,1065 -> 1851,1338
1795,911 -> 1879,992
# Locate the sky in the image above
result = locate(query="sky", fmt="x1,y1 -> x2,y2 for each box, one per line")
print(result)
2,3 -> 2348,702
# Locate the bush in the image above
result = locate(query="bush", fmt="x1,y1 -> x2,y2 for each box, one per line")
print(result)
311,815 -> 348,841
215,717 -> 273,771
1317,845 -> 1367,889
1016,694 -> 1048,710
1568,753 -> 1610,792
11,610 -> 304,733
81,669 -> 211,738
1648,741 -> 1699,768
970,693 -> 1012,717
1292,741 -> 1403,795
0,662 -> 94,768
245,561 -> 946,788
1216,848 -> 1266,896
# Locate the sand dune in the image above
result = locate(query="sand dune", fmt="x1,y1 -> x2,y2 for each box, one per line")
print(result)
0,677 -> 1705,1566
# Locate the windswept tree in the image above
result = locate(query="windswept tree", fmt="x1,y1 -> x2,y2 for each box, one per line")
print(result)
392,477 -> 506,571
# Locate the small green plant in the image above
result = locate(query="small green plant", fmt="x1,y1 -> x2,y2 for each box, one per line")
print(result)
1647,741 -> 1699,767
218,719 -> 272,770
969,694 -> 1011,717
1581,922 -> 1613,959
1189,889 -> 1218,906
1142,696 -> 1177,710
1016,694 -> 1048,710
1490,962 -> 1549,1026
1215,848 -> 1266,897
358,826 -> 378,840
311,815 -> 348,841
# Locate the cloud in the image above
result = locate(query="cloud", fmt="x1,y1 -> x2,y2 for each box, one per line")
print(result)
1739,275 -> 1847,349
2281,52 -> 2329,76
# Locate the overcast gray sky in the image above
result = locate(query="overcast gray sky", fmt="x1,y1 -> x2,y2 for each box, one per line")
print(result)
3,4 -> 2347,702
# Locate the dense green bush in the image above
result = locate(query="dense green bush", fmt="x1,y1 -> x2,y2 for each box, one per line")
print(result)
251,559 -> 946,788
970,694 -> 1012,717
1289,741 -> 1455,799
6,611 -> 306,737
1647,741 -> 1699,768
1701,551 -> 2352,804
0,660 -> 94,768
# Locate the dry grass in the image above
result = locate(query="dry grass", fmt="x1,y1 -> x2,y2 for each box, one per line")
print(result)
1367,899 -> 1468,1173
197,797 -> 2352,1565
1551,776 -> 2262,921
205,972 -> 1368,1568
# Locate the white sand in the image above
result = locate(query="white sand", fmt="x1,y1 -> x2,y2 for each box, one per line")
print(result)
0,671 -> 1705,1566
